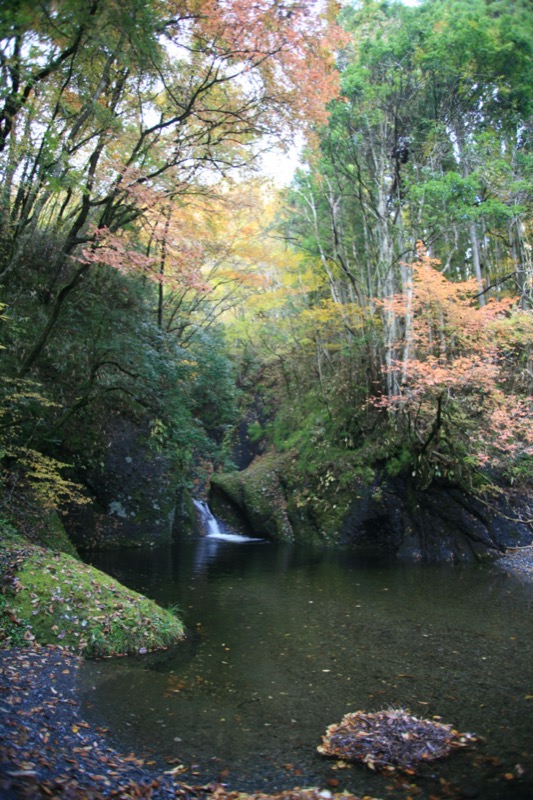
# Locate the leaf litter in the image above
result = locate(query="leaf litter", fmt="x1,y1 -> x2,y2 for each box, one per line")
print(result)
318,708 -> 477,774
1,644 -> 378,800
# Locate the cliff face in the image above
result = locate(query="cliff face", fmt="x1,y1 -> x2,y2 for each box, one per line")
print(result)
62,417 -> 183,550
339,477 -> 533,562
209,452 -> 533,562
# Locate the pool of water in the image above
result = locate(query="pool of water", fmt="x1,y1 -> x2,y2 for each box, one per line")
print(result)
81,532 -> 533,799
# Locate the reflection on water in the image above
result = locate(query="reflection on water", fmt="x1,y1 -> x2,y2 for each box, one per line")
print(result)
82,531 -> 533,799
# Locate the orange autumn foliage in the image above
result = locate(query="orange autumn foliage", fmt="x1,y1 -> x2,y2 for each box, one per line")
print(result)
377,244 -> 532,487
197,0 -> 343,128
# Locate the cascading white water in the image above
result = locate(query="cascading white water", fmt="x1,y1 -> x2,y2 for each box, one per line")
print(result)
193,499 -> 221,536
193,499 -> 259,542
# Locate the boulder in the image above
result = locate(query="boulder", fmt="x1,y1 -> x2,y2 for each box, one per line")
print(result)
210,452 -> 295,541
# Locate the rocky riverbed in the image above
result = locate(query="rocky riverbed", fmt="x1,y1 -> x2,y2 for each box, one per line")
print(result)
494,545 -> 533,579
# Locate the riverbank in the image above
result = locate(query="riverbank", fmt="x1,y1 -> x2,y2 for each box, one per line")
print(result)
495,545 -> 533,579
0,528 -> 184,657
0,646 -> 375,800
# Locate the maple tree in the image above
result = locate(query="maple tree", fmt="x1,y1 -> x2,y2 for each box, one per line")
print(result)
1,0 -> 341,373
375,244 -> 532,489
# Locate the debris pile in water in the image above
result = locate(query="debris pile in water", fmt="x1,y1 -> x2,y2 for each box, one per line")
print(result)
318,708 -> 476,774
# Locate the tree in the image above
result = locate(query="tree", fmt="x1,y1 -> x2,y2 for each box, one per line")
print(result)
282,0 -> 532,397
1,0 -> 341,374
375,244 -> 531,489
0,0 -> 342,505
255,0 -> 532,491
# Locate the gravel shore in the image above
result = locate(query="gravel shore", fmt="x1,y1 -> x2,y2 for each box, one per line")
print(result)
0,645 -> 190,799
494,545 -> 533,579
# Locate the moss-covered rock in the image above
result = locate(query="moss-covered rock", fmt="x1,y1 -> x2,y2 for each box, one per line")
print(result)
210,451 -> 352,544
210,449 -> 533,560
0,529 -> 184,657
15,505 -> 80,558
210,453 -> 294,541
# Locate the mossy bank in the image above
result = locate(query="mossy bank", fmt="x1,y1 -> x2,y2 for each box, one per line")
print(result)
209,450 -> 353,545
0,521 -> 184,658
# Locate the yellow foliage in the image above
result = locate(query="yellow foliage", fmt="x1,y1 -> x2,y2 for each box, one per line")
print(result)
0,377 -> 88,511
6,448 -> 90,511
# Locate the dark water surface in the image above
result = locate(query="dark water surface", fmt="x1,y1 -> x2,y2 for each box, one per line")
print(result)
82,535 -> 533,799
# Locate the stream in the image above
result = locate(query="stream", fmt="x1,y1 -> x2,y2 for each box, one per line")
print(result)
81,505 -> 533,799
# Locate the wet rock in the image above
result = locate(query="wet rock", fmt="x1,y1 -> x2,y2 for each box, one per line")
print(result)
62,417 -> 181,549
340,476 -> 533,563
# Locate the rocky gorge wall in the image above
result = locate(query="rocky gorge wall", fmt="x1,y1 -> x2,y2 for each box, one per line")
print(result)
62,417 -> 199,550
58,413 -> 532,562
209,452 -> 533,562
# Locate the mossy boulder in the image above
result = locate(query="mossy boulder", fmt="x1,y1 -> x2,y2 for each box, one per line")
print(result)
210,451 -> 351,544
210,453 -> 294,540
0,530 -> 184,657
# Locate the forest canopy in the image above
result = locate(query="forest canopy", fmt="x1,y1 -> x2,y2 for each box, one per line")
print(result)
0,0 -> 531,520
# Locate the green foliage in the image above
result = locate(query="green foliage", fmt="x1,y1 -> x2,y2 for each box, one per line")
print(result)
259,0 -> 533,501
185,328 -> 240,442
0,221 -> 240,504
0,375 -> 89,512
386,447 -> 414,479
7,448 -> 90,511
247,421 -> 265,444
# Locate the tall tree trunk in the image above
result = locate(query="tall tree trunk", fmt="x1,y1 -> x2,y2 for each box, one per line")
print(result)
469,219 -> 485,307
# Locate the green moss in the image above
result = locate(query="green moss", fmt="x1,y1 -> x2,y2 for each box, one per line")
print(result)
35,509 -> 80,558
0,531 -> 184,658
0,592 -> 32,647
211,444 -> 368,546
212,452 -> 295,541
5,500 -> 80,558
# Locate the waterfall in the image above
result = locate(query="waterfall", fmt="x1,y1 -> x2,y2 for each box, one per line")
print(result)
193,499 -> 260,542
